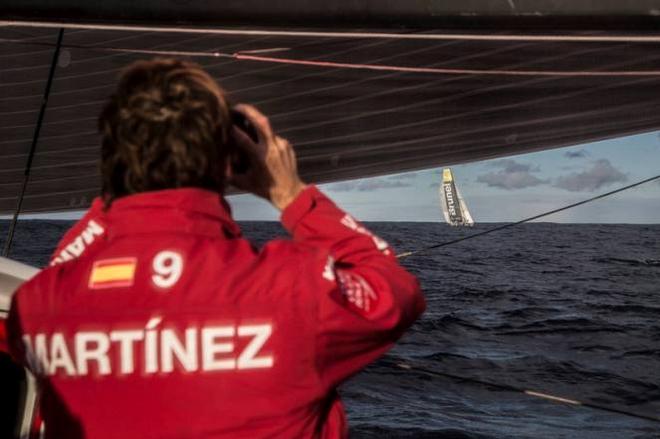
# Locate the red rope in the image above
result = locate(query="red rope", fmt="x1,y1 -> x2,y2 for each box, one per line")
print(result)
235,53 -> 660,77
3,37 -> 660,77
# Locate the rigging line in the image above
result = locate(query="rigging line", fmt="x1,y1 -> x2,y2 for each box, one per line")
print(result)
0,159 -> 97,175
396,362 -> 660,423
0,31 -> 256,89
0,36 -> 293,95
224,27 -> 477,96
0,145 -> 99,160
270,42 -> 659,134
397,173 -> 660,259
0,37 -> 229,90
0,35 -> 274,109
0,172 -> 99,188
217,26 -> 425,84
0,38 -> 234,58
0,32 -> 342,107
4,38 -> 660,77
3,26 -> 91,41
0,187 -> 95,203
0,130 -> 97,146
226,34 -> 448,95
298,98 -> 658,158
4,20 -> 660,43
255,39 -> 532,117
234,53 -> 660,77
264,34 -> 643,130
2,29 -> 64,258
0,31 -> 152,73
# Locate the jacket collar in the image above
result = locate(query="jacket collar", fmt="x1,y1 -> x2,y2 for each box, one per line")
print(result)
106,188 -> 242,240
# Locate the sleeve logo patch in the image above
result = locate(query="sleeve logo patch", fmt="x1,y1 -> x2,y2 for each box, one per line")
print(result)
89,258 -> 137,289
337,270 -> 378,314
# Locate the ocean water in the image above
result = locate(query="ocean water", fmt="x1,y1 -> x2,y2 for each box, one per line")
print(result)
2,220 -> 659,439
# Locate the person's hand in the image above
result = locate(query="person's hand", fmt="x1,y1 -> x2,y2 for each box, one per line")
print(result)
229,104 -> 307,211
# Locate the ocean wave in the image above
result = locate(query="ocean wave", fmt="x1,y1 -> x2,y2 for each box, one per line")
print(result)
594,257 -> 660,267
4,220 -> 659,439
350,425 -> 494,439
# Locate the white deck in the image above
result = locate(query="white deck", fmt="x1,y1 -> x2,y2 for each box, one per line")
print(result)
0,257 -> 38,315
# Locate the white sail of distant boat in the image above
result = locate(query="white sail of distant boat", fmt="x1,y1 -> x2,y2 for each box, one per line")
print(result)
439,168 -> 475,227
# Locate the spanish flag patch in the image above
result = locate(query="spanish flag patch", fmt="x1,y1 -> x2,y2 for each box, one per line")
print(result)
88,257 -> 137,289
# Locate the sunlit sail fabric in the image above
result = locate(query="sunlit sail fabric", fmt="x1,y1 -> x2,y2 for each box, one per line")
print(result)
440,168 -> 474,227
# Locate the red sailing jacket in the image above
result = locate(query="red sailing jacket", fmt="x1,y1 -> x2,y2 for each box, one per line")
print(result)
0,323 -> 7,354
1,200 -> 105,348
49,196 -> 108,267
7,186 -> 425,438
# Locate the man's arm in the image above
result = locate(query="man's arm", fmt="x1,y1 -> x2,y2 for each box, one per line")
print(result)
230,104 -> 425,388
282,186 -> 425,389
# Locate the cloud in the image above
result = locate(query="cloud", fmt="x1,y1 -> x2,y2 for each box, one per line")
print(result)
355,179 -> 411,191
387,172 -> 419,181
554,159 -> 627,192
487,159 -> 540,172
328,178 -> 411,192
477,159 -> 547,190
564,149 -> 589,159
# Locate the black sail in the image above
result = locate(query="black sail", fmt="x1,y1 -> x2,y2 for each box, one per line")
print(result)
2,2 -> 660,214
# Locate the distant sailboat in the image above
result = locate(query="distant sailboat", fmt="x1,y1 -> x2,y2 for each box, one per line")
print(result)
439,168 -> 474,227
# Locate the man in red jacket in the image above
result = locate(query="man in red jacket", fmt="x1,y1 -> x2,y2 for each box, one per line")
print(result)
7,58 -> 425,438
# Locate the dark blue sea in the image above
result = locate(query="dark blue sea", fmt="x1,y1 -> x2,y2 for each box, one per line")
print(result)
2,221 -> 659,439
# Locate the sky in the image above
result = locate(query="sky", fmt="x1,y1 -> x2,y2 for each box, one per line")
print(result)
13,130 -> 660,224
229,131 -> 660,223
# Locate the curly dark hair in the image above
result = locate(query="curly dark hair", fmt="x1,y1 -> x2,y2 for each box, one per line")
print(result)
98,58 -> 232,206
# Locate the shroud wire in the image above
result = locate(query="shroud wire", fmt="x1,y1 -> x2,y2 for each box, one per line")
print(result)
397,173 -> 660,259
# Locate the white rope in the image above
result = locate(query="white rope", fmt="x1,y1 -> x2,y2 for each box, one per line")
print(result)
3,20 -> 660,43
